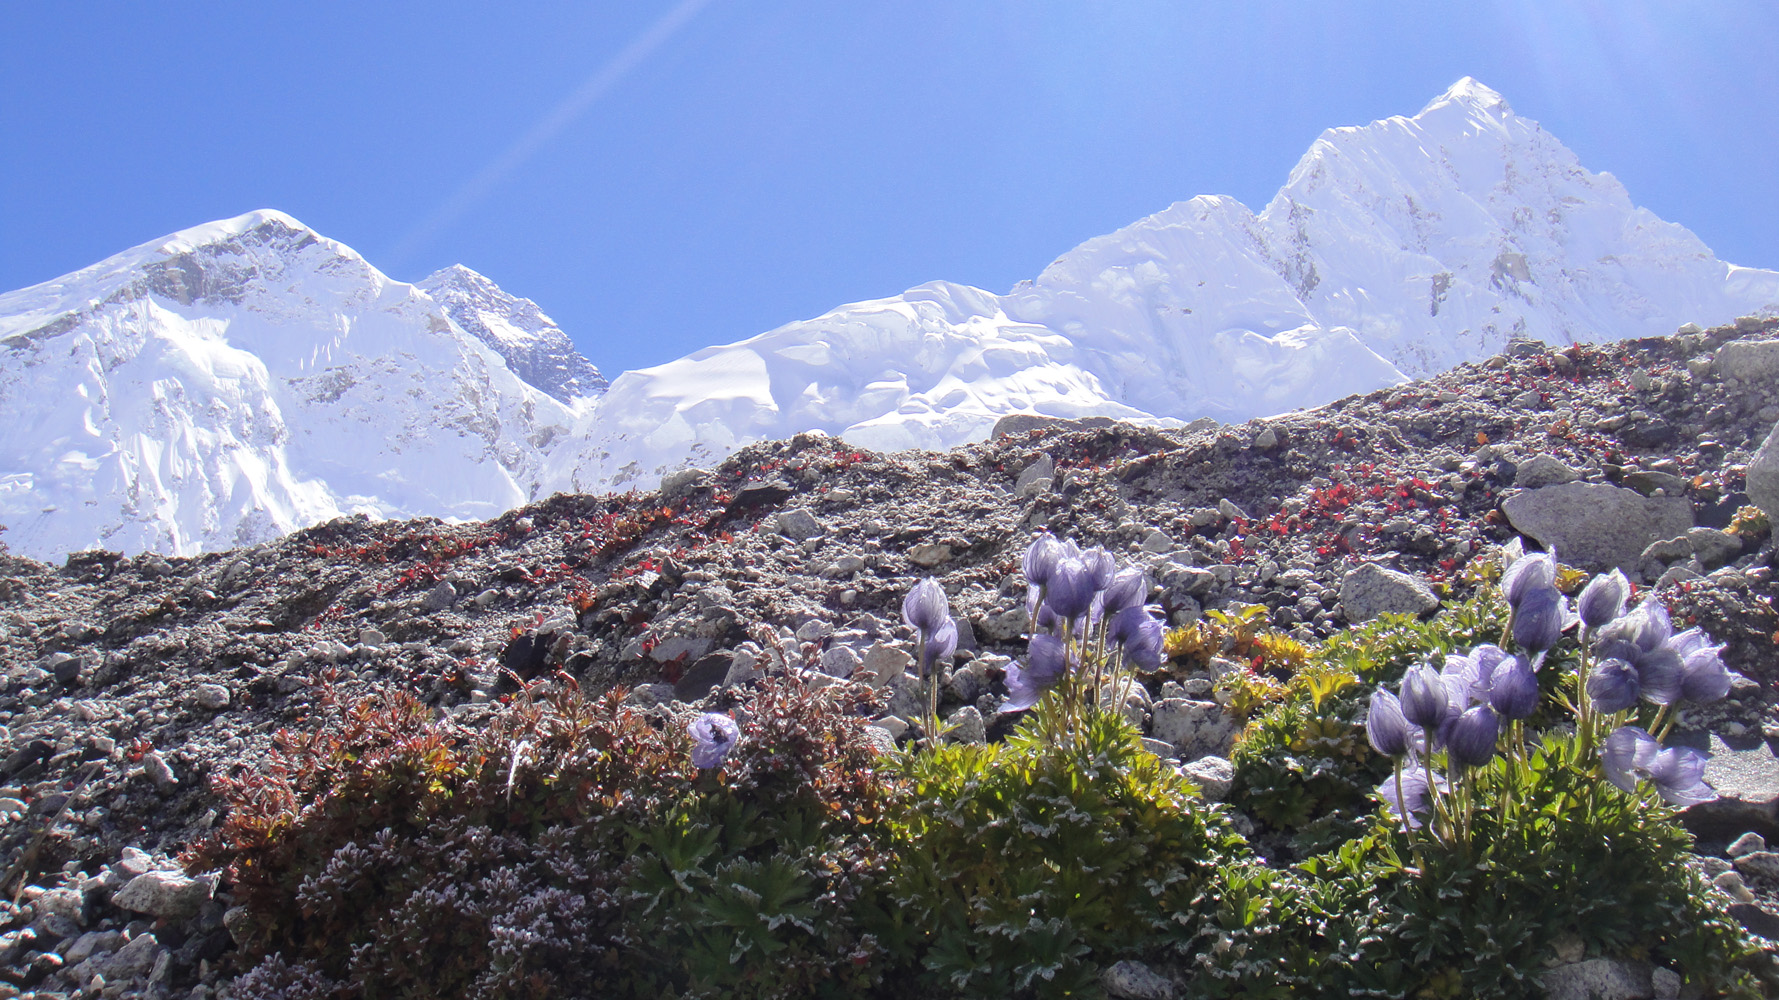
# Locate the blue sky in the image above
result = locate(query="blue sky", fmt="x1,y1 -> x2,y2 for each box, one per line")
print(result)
4,3 -> 1775,377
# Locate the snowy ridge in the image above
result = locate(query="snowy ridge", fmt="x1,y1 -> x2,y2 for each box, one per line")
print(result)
551,78 -> 1779,493
0,211 -> 577,559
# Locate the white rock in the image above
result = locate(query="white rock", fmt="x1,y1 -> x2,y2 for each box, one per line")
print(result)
194,684 -> 230,711
110,870 -> 219,920
1182,756 -> 1235,801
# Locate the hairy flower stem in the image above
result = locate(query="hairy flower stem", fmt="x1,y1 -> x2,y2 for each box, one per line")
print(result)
1650,703 -> 1677,744
1574,626 -> 1594,769
1394,758 -> 1425,870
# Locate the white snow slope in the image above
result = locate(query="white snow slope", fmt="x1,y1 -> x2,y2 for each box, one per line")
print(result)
4,79 -> 1777,559
0,211 -> 575,559
548,78 -> 1779,493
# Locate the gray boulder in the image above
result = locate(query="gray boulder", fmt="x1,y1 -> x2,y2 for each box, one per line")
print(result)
1502,483 -> 1692,573
111,870 -> 218,921
1150,699 -> 1235,761
1712,339 -> 1779,381
1684,733 -> 1779,837
1015,453 -> 1056,498
1748,420 -> 1779,519
1540,957 -> 1654,1000
1182,755 -> 1234,802
1101,959 -> 1177,1000
775,508 -> 827,540
1338,563 -> 1439,622
1513,454 -> 1580,488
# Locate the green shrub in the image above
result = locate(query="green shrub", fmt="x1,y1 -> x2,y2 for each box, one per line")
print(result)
189,676 -> 905,999
1229,594 -> 1509,856
1193,737 -> 1777,999
883,702 -> 1245,999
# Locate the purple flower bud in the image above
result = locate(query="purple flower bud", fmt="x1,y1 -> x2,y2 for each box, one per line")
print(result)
1672,629 -> 1731,704
688,713 -> 740,769
1111,605 -> 1165,670
1002,634 -> 1071,712
1102,567 -> 1150,615
1587,659 -> 1641,714
1081,548 -> 1117,591
1511,586 -> 1570,653
1399,662 -> 1450,731
1576,569 -> 1630,629
1366,688 -> 1412,757
921,617 -> 958,678
1501,548 -> 1557,608
1447,706 -> 1500,767
1596,597 -> 1671,655
1375,767 -> 1446,831
1603,726 -> 1659,793
1042,558 -> 1097,621
1022,532 -> 1064,588
1487,659 -> 1540,720
902,578 -> 949,637
1632,646 -> 1684,706
1647,746 -> 1715,806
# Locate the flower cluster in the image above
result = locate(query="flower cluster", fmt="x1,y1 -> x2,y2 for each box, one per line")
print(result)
999,532 -> 1165,743
1365,547 -> 1728,851
903,577 -> 960,741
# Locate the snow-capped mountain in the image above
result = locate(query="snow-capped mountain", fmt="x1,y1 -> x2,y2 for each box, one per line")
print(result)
5,79 -> 1777,559
418,265 -> 608,404
0,211 -> 579,559
549,78 -> 1779,494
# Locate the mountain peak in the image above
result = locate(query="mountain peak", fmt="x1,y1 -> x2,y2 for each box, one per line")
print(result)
418,265 -> 608,404
1419,76 -> 1510,117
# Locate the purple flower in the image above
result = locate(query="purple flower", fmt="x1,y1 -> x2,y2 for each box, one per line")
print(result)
688,713 -> 740,769
1602,727 -> 1715,805
1447,706 -> 1501,767
1022,532 -> 1065,588
1376,767 -> 1447,831
1631,646 -> 1684,706
1081,548 -> 1118,591
1111,605 -> 1165,671
1576,569 -> 1630,629
1366,688 -> 1413,758
1603,726 -> 1659,793
1042,558 -> 1098,621
921,617 -> 958,679
1670,629 -> 1731,703
1400,662 -> 1451,732
902,578 -> 949,638
1587,659 -> 1641,714
1001,634 -> 1070,712
1647,746 -> 1715,806
1511,586 -> 1571,653
1595,597 -> 1671,656
1443,644 -> 1509,706
1101,568 -> 1150,615
1501,547 -> 1557,608
1487,658 -> 1540,721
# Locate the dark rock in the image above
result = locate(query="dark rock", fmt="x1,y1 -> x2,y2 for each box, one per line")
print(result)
732,480 -> 795,508
673,652 -> 734,702
1,740 -> 52,778
1729,902 -> 1779,940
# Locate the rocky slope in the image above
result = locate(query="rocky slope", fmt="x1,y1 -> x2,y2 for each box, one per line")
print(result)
3,315 -> 1779,995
